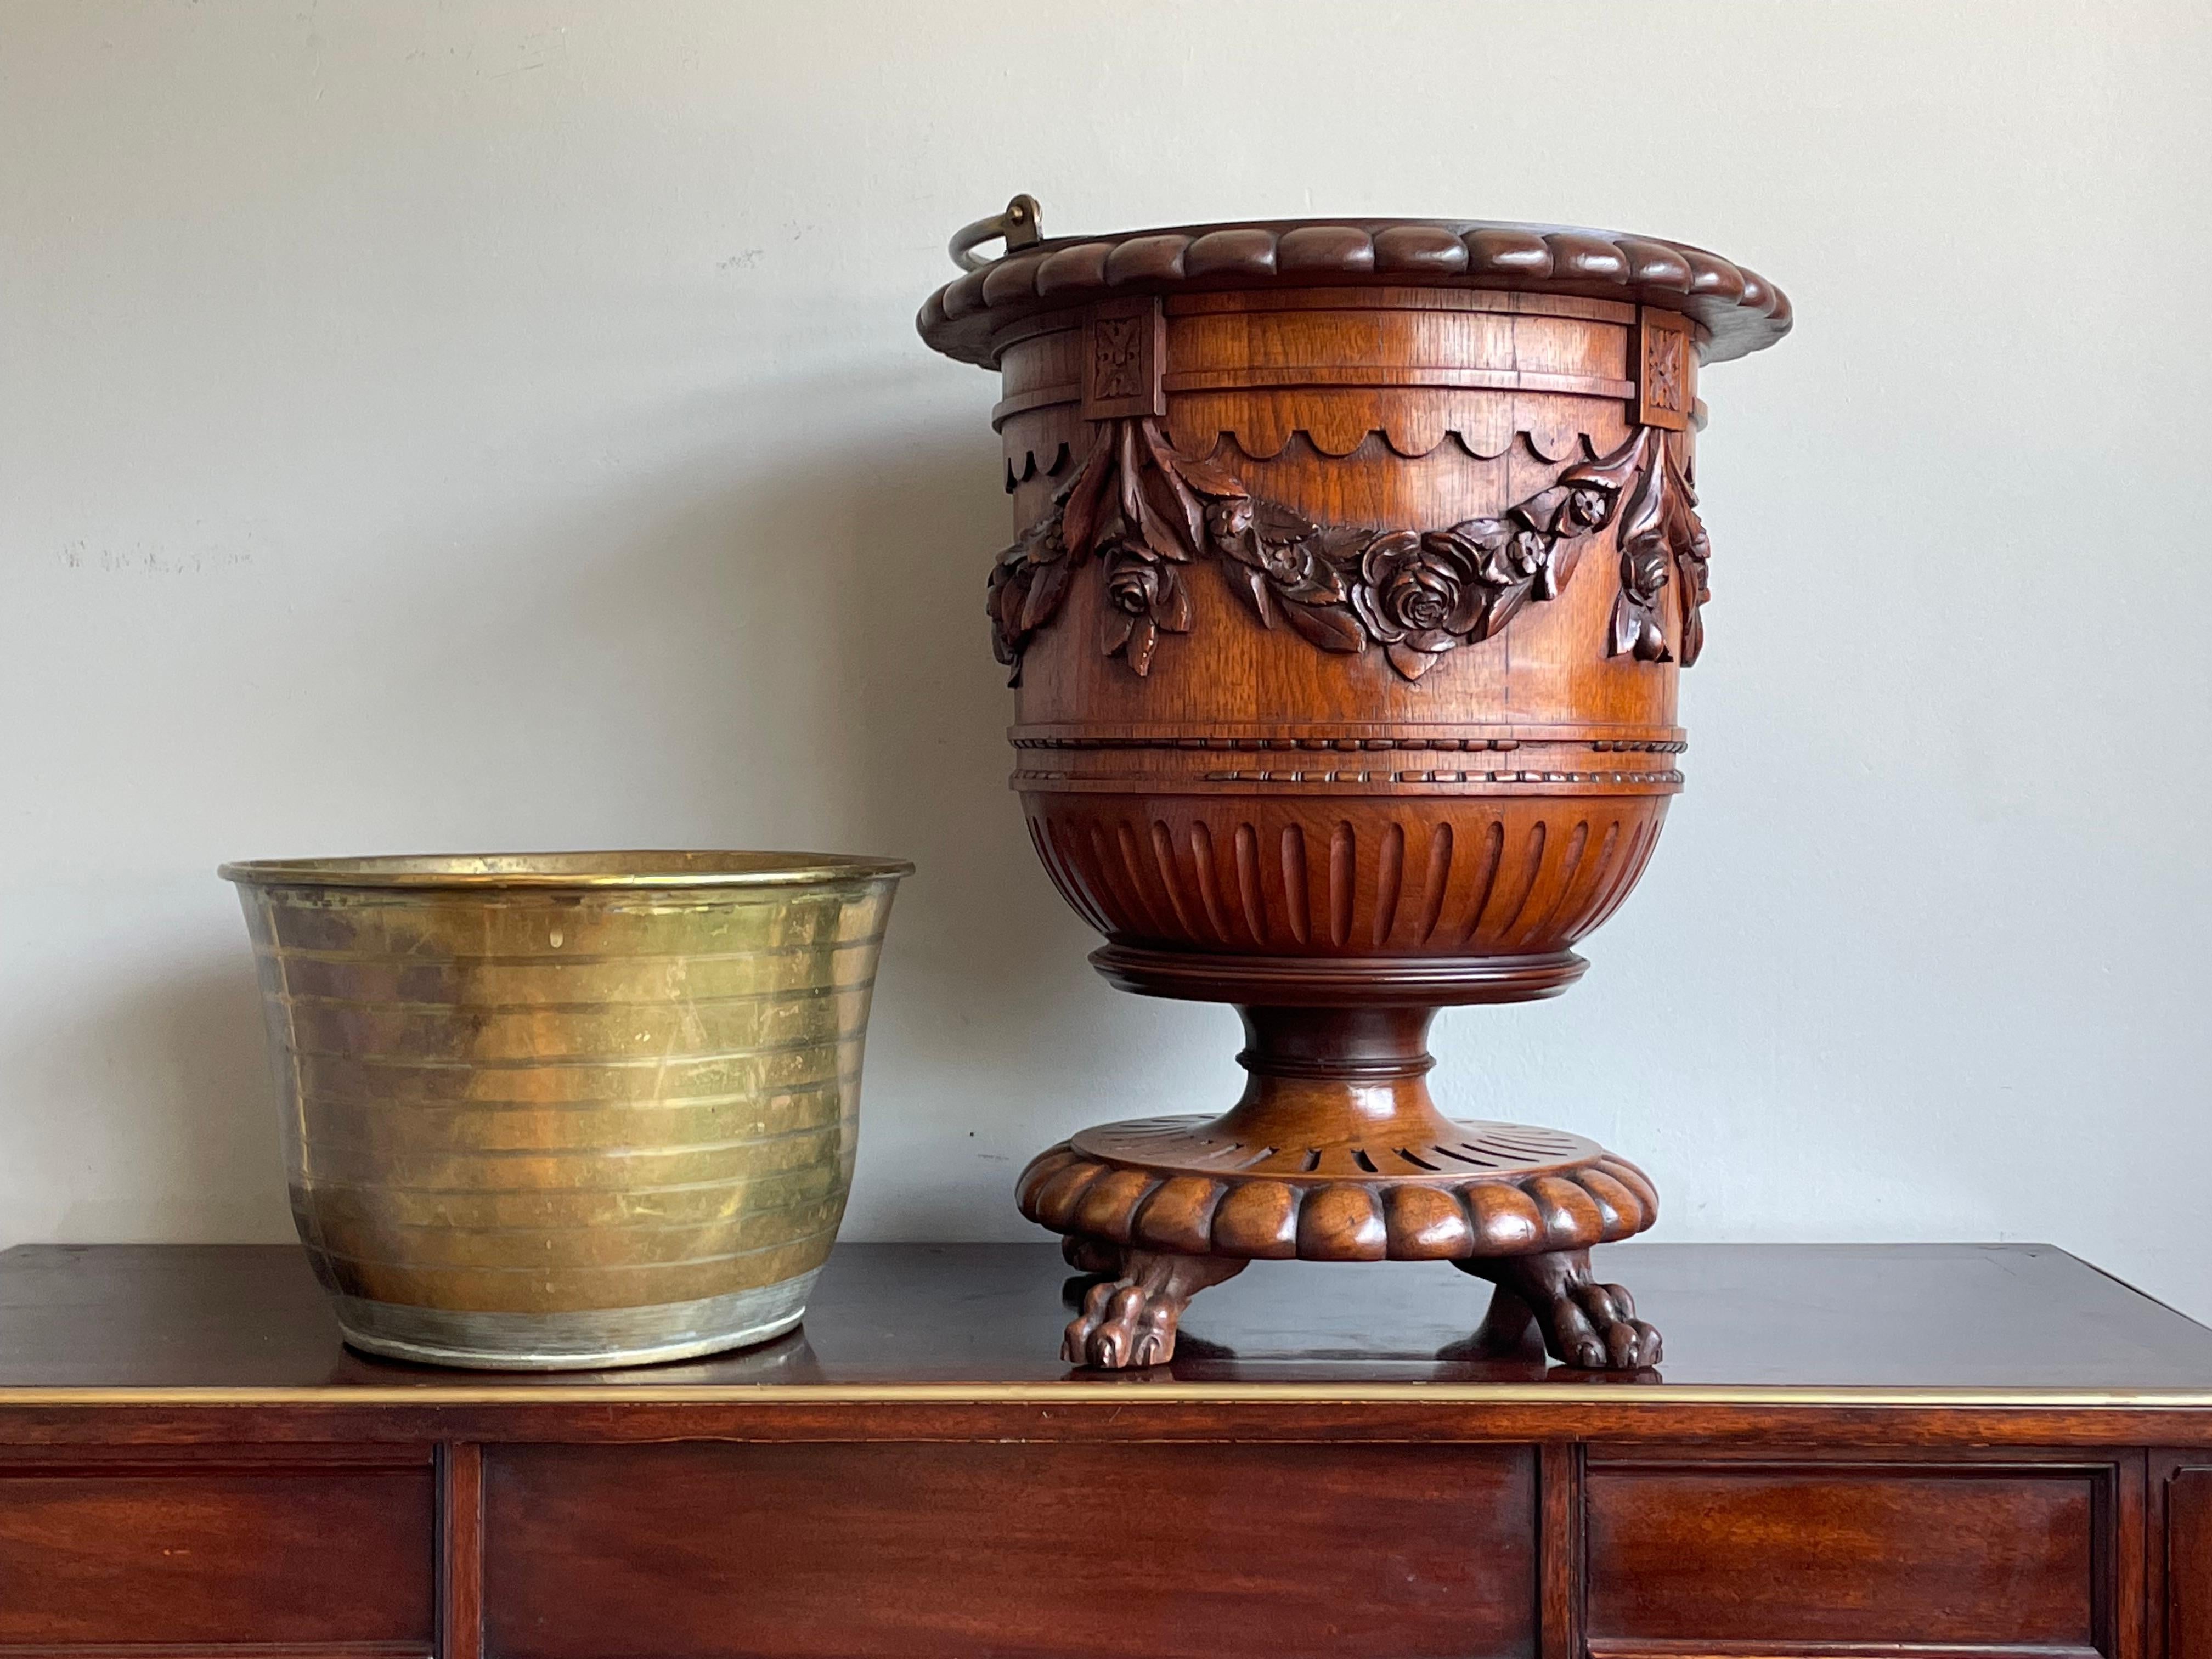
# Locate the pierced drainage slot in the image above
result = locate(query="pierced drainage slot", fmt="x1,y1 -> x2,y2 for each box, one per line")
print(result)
1352,1149 -> 1378,1173
1434,1145 -> 1499,1168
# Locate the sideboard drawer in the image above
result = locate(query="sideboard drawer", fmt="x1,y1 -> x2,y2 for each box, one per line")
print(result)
0,1456 -> 435,1648
1584,1458 -> 2110,1655
485,1441 -> 1537,1659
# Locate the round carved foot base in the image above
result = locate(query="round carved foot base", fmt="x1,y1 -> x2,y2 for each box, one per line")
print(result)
1017,1004 -> 1659,1368
1459,1247 -> 1663,1370
1018,1118 -> 1658,1263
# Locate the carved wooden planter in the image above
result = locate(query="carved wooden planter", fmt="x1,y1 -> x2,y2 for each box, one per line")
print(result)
920,205 -> 1790,1369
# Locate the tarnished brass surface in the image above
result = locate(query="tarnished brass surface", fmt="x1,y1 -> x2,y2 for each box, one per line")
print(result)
222,851 -> 910,1369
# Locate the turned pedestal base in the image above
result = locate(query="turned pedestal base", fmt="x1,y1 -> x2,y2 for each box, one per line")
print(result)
1017,980 -> 1662,1371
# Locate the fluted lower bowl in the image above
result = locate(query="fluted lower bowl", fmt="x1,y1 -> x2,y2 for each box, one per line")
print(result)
1024,793 -> 1669,962
221,851 -> 909,1369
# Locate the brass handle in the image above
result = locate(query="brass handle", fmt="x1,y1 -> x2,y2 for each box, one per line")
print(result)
949,194 -> 1043,271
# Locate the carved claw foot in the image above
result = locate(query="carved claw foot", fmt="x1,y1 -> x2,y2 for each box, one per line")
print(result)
1060,1240 -> 1247,1370
1455,1248 -> 1662,1370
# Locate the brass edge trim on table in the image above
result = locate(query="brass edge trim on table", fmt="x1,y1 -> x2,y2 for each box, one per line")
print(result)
7,1384 -> 2212,1408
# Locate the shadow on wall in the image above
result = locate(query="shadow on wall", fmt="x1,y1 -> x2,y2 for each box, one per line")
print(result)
46,951 -> 294,1243
35,379 -> 1131,1246
573,392 -> 1101,1018
839,421 -> 1109,1077
547,382 -> 1141,1231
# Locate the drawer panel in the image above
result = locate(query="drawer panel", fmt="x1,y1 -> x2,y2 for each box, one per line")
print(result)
2168,1466 -> 2212,1659
0,1457 -> 435,1647
485,1441 -> 1537,1659
1585,1459 -> 2108,1655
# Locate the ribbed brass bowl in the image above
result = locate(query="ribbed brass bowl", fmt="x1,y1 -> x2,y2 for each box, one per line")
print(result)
220,851 -> 910,1369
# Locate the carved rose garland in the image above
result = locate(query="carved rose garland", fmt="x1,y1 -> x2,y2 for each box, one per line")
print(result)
1607,433 -> 1709,666
986,419 -> 1709,684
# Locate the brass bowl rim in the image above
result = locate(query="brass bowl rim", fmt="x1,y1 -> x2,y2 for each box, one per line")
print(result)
217,850 -> 914,891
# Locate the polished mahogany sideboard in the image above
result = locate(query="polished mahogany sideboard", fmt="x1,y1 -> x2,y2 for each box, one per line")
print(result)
4,1240 -> 2212,1658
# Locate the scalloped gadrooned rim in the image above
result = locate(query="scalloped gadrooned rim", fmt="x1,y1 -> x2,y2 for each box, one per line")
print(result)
1016,1141 -> 1660,1263
918,218 -> 1791,369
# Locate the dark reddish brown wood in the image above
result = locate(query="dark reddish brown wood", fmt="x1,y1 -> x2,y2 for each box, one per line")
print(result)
1635,306 -> 1697,432
5,1240 -> 2212,1396
0,1452 -> 433,1649
1584,1457 -> 2113,1655
1460,1246 -> 1662,1369
482,1440 -> 1536,1659
0,1242 -> 2205,1651
1539,1441 -> 1583,1659
2169,1465 -> 2212,1659
922,210 -> 1793,1367
1059,1243 -> 1246,1367
2124,1451 -> 2149,1659
438,1442 -> 483,1659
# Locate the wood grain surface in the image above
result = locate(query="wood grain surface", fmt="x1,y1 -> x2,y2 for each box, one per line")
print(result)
925,212 -> 1790,1369
484,1441 -> 1534,1659
0,1242 -> 2208,1654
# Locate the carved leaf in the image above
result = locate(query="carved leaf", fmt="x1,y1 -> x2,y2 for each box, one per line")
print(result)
1312,524 -> 1372,565
1101,606 -> 1136,657
1531,552 -> 1563,603
988,575 -> 1020,652
1598,431 -> 1712,667
1059,435 -> 1115,561
1609,594 -> 1672,663
1563,428 -> 1652,499
1281,600 -> 1366,654
1165,441 -> 1251,501
1018,557 -> 1073,634
1227,563 -> 1280,628
1214,530 -> 1261,572
1137,466 -> 1200,562
1667,455 -> 1711,667
1278,565 -> 1348,607
1137,420 -> 1210,553
1513,485 -> 1570,537
1108,422 -> 1178,563
1678,600 -> 1705,668
1612,450 -> 1668,565
1160,571 -> 1193,634
1125,616 -> 1160,676
1482,580 -> 1533,641
1253,499 -> 1322,543
1387,641 -> 1444,681
1608,594 -> 1638,659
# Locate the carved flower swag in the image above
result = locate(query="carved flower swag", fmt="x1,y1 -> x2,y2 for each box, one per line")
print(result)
986,419 -> 1711,685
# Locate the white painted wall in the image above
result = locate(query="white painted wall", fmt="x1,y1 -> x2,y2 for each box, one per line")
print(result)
5,1 -> 2209,1313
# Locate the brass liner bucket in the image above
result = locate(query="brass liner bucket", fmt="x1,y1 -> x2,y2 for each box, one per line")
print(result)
220,851 -> 910,1369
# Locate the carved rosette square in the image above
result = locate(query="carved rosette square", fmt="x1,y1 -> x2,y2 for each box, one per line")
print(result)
1636,307 -> 1696,432
1080,296 -> 1165,421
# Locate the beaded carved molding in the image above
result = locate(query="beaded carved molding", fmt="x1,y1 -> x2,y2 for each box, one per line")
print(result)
1018,1130 -> 1660,1263
918,219 -> 1793,367
986,419 -> 1712,684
